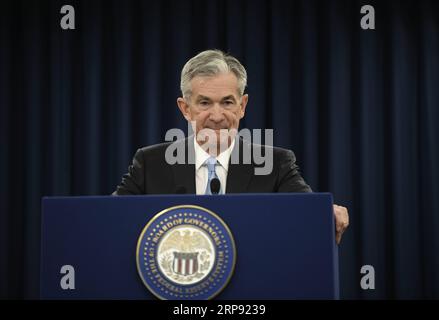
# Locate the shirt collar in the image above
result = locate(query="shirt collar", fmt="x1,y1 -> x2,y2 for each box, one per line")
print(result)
194,136 -> 235,172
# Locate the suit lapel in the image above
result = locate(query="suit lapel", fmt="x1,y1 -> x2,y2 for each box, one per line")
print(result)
171,163 -> 196,194
171,137 -> 196,194
226,138 -> 254,193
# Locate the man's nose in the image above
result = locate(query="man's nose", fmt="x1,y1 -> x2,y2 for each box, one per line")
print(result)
209,104 -> 224,122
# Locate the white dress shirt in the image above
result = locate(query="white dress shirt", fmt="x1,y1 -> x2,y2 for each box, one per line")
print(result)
194,137 -> 235,195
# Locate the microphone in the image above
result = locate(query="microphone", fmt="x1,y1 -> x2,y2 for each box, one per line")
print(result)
210,178 -> 221,195
174,186 -> 187,194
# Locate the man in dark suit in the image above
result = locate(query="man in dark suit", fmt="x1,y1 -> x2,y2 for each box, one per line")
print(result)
113,49 -> 349,243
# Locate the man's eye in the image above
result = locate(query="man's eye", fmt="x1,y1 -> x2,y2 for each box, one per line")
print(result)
223,101 -> 234,106
200,101 -> 210,106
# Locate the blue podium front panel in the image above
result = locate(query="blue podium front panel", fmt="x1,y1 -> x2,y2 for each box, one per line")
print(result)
40,193 -> 338,299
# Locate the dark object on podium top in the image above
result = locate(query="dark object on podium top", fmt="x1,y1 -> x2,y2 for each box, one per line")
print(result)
210,178 -> 221,194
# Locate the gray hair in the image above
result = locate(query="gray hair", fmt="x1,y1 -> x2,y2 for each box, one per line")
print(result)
180,49 -> 247,99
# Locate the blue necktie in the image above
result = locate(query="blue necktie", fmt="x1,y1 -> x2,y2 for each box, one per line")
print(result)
205,157 -> 220,195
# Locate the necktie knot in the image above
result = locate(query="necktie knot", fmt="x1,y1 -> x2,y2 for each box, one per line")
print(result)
205,157 -> 217,173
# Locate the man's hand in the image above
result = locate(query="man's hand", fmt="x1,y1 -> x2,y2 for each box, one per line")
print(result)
333,204 -> 349,244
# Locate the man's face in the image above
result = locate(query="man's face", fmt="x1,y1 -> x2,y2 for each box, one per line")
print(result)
177,72 -> 248,150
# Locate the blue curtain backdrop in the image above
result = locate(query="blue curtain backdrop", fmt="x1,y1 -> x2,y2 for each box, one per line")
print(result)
0,0 -> 438,299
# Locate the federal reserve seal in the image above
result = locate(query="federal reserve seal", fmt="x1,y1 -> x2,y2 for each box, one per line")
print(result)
136,205 -> 236,300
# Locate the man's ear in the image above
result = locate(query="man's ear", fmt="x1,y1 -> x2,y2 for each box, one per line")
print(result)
239,94 -> 249,119
177,97 -> 192,121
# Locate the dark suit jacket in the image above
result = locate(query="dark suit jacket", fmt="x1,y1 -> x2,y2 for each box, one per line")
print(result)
113,137 -> 312,195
